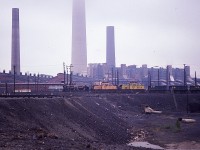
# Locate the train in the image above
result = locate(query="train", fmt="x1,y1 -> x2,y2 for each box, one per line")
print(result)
63,81 -> 200,94
63,81 -> 145,93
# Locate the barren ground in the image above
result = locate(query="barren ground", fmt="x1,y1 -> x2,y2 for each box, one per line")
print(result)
0,93 -> 200,149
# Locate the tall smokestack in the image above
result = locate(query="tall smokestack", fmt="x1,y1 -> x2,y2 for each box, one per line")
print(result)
11,8 -> 20,75
71,0 -> 87,75
106,26 -> 116,70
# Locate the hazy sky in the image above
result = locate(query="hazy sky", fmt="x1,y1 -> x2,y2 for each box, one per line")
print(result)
0,0 -> 200,76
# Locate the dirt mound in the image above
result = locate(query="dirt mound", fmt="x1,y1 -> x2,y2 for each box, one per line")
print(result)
0,93 -> 200,149
0,94 -> 133,149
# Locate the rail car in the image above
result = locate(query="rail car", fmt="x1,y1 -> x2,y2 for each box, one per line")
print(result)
120,82 -> 144,90
148,86 -> 200,93
93,82 -> 117,90
148,86 -> 170,93
63,85 -> 89,92
149,86 -> 188,93
170,86 -> 188,93
117,82 -> 145,93
189,86 -> 200,93
91,82 -> 118,93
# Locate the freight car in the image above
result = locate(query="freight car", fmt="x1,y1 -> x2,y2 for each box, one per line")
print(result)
148,85 -> 200,93
148,86 -> 169,93
190,86 -> 200,93
170,86 -> 188,93
118,82 -> 145,93
63,85 -> 89,92
92,82 -> 117,93
120,82 -> 144,90
148,86 -> 188,93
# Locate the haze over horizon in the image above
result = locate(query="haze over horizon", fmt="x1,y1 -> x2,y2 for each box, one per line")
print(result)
0,0 -> 200,77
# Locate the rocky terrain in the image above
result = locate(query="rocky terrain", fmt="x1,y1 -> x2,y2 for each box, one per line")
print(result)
0,93 -> 200,149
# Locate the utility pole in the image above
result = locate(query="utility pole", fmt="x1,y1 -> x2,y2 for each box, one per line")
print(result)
115,70 -> 117,86
158,68 -> 160,86
166,66 -> 169,90
117,69 -> 119,86
13,65 -> 16,94
27,72 -> 30,91
34,74 -> 37,93
70,71 -> 72,85
37,73 -> 39,93
111,68 -> 114,85
148,71 -> 151,89
183,64 -> 186,86
195,71 -> 197,87
150,72 -> 151,88
68,64 -> 73,85
107,71 -> 110,82
63,62 -> 66,84
66,67 -> 69,85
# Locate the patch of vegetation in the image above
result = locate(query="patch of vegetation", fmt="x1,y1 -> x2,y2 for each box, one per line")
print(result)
162,122 -> 181,133
175,120 -> 181,130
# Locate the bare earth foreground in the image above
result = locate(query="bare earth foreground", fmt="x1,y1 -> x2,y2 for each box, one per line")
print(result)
0,93 -> 200,150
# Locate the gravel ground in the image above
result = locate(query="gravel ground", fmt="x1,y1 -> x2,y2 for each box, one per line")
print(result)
0,93 -> 200,149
